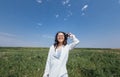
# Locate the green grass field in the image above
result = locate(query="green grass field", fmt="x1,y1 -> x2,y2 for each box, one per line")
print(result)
0,47 -> 120,77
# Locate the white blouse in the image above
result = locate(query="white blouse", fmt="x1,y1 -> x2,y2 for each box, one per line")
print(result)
53,47 -> 62,59
43,34 -> 80,77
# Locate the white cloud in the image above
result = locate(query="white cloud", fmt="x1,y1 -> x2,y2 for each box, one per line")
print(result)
36,0 -> 42,4
68,4 -> 71,7
81,4 -> 88,16
81,4 -> 88,11
119,0 -> 120,4
66,10 -> 73,18
37,23 -> 42,26
62,0 -> 70,5
36,23 -> 43,29
55,14 -> 59,18
0,32 -> 42,47
42,34 -> 54,39
0,32 -> 24,46
68,11 -> 72,16
0,32 -> 16,37
81,13 -> 85,16
64,18 -> 67,21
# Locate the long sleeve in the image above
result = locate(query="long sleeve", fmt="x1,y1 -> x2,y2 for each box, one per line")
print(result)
43,47 -> 52,77
68,34 -> 80,50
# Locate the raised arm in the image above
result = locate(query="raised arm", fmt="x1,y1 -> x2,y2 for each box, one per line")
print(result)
68,33 -> 80,50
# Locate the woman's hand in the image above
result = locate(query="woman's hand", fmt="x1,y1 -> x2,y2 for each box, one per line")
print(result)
67,33 -> 75,38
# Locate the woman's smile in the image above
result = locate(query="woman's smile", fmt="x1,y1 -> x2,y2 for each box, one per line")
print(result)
57,33 -> 65,43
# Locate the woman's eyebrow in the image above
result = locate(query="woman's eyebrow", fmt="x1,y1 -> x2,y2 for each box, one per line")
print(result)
58,35 -> 64,36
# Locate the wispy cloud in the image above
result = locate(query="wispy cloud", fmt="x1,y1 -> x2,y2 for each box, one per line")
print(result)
62,0 -> 70,5
36,23 -> 43,29
0,32 -> 42,47
36,0 -> 42,4
55,14 -> 59,18
37,23 -> 42,26
68,4 -> 71,7
81,13 -> 85,16
0,32 -> 24,46
67,10 -> 72,17
81,4 -> 88,16
62,0 -> 72,8
0,32 -> 16,37
64,18 -> 67,21
42,34 -> 54,39
119,0 -> 120,4
81,4 -> 88,11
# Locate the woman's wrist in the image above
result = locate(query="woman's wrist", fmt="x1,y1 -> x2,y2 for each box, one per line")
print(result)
67,33 -> 75,38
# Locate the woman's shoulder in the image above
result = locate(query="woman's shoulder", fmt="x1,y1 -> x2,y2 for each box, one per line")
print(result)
50,45 -> 55,49
63,44 -> 69,49
48,45 -> 55,53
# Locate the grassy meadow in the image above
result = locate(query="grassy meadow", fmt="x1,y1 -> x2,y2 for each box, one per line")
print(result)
0,47 -> 120,77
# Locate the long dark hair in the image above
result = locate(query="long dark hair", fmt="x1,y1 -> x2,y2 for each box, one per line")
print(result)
54,31 -> 68,48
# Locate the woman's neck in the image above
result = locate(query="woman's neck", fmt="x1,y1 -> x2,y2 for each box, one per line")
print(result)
56,43 -> 63,49
58,43 -> 63,46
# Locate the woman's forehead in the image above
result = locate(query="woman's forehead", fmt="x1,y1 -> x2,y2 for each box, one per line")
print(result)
58,33 -> 64,36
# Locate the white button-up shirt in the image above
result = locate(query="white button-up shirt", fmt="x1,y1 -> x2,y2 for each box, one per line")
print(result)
43,34 -> 80,77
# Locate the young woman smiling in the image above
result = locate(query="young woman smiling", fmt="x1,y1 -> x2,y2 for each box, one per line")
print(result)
43,31 -> 80,77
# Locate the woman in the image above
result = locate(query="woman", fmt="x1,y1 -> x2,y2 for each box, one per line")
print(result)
43,31 -> 80,77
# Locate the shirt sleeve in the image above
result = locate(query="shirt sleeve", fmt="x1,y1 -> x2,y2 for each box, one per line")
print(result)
43,46 -> 52,77
68,34 -> 80,51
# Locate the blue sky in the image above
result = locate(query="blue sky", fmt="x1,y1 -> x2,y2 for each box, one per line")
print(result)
0,0 -> 120,48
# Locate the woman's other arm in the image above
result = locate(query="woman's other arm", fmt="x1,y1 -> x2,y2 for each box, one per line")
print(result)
68,33 -> 80,50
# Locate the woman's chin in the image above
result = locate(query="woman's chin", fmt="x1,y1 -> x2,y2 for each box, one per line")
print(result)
58,41 -> 64,43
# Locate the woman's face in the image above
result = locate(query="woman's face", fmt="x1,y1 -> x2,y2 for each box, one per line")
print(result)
57,33 -> 65,43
